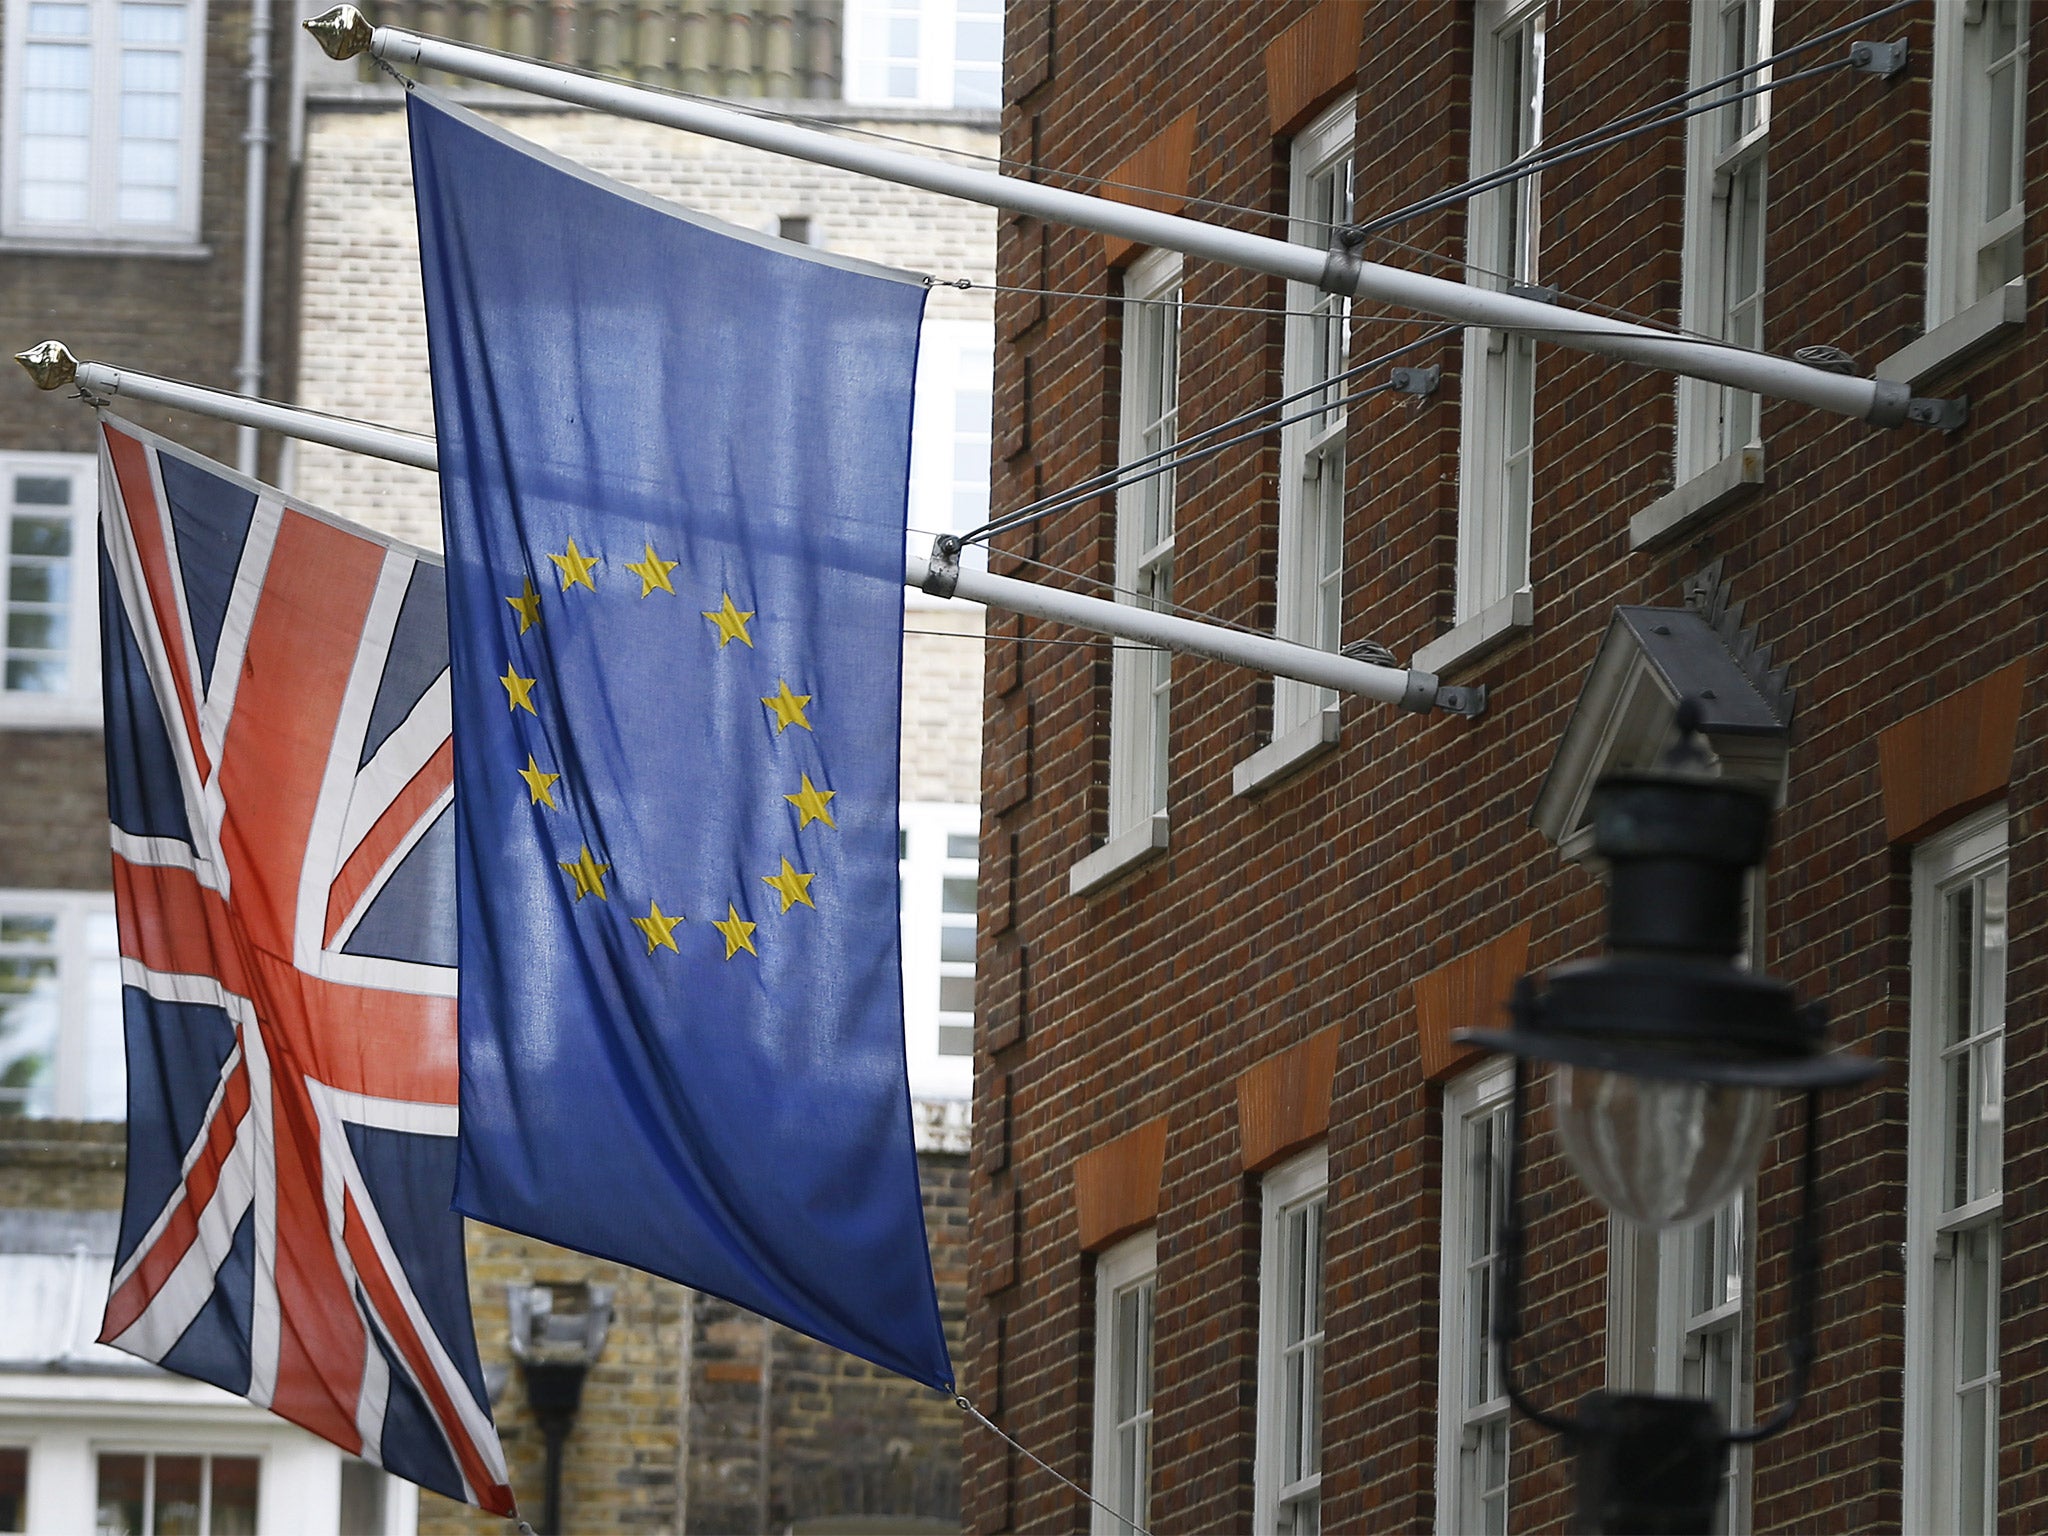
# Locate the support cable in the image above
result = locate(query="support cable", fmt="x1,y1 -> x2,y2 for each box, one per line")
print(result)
956,1396 -> 1152,1536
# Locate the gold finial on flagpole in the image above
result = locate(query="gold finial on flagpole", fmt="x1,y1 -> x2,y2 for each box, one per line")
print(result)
305,6 -> 374,62
15,341 -> 78,392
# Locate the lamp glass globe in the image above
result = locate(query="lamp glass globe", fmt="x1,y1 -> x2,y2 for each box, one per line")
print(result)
1553,1066 -> 1774,1228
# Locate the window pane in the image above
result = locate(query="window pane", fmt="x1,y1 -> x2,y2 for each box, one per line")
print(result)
29,5 -> 92,36
0,1446 -> 24,1534
940,877 -> 976,914
338,1459 -> 384,1536
120,49 -> 184,91
122,2 -> 188,43
936,1023 -> 973,1057
210,1455 -> 260,1536
4,658 -> 67,693
24,40 -> 92,88
946,833 -> 978,861
938,975 -> 975,1014
9,561 -> 68,604
939,924 -> 975,963
154,1453 -> 203,1535
7,611 -> 68,651
9,516 -> 72,558
96,1454 -> 148,1536
117,185 -> 179,224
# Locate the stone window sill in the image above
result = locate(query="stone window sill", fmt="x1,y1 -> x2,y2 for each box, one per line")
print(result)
1233,706 -> 1339,796
1413,589 -> 1533,677
1068,814 -> 1168,897
1629,444 -> 1765,551
1877,278 -> 2026,390
0,236 -> 209,261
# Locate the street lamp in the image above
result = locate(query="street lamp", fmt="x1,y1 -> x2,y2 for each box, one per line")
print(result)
1457,699 -> 1878,1535
507,1280 -> 614,1536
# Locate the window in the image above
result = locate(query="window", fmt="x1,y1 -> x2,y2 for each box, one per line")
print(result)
2,1 -> 207,245
3,451 -> 100,725
1111,248 -> 1181,843
843,0 -> 1003,109
1905,807 -> 2007,1535
898,804 -> 977,1100
1091,1230 -> 1157,1536
1930,1 -> 2029,329
1271,97 -> 1354,755
0,890 -> 123,1120
1677,0 -> 1771,482
1454,0 -> 1544,631
1437,1061 -> 1511,1536
96,1451 -> 259,1535
1256,1147 -> 1327,1536
908,318 -> 995,571
0,1447 -> 22,1533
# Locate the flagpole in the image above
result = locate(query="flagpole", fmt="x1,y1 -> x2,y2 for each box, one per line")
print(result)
302,6 -> 1957,433
18,342 -> 1461,713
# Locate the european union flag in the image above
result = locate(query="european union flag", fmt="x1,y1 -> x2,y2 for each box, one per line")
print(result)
409,92 -> 951,1391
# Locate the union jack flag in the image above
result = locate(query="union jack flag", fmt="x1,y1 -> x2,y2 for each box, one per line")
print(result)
93,416 -> 514,1516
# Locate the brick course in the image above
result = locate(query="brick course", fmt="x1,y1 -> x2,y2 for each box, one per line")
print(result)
974,3 -> 2048,1533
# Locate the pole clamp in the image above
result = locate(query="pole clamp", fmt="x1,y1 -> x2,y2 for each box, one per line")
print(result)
923,535 -> 963,599
1319,225 -> 1367,298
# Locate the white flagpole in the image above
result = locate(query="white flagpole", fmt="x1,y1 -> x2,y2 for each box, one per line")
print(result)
302,6 -> 1955,432
17,343 -> 1459,714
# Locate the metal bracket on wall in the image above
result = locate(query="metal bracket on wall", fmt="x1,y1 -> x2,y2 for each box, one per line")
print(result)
1906,396 -> 1969,432
1390,365 -> 1441,398
1435,684 -> 1488,718
1847,39 -> 1908,78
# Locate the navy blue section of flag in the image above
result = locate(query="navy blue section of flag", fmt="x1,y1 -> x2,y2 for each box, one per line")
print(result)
409,90 -> 952,1392
95,416 -> 514,1515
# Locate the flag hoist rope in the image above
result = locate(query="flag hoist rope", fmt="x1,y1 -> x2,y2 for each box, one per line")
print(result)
300,5 -> 1963,433
17,342 -> 1463,715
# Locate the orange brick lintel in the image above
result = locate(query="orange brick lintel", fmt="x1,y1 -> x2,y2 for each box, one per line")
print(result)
1876,657 -> 2031,845
1236,1027 -> 1341,1174
1100,111 -> 1198,271
1413,922 -> 1533,1085
1266,0 -> 1366,136
1074,1115 -> 1168,1253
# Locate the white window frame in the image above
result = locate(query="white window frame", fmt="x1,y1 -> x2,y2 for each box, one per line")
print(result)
1076,246 -> 1180,892
1255,1146 -> 1328,1536
1904,805 -> 2008,1536
897,801 -> 977,1104
2,450 -> 101,727
842,0 -> 1002,109
907,317 -> 994,576
1930,1 -> 2030,332
1091,1229 -> 1157,1536
1240,97 -> 1355,794
0,888 -> 123,1121
1452,0 -> 1544,643
1676,0 -> 1772,486
1437,1059 -> 1512,1536
0,0 -> 208,248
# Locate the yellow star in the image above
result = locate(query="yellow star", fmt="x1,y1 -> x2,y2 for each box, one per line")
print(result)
517,754 -> 560,809
761,857 -> 816,913
702,592 -> 755,648
506,577 -> 542,634
760,679 -> 813,734
499,663 -> 537,715
712,902 -> 758,960
548,537 -> 600,592
558,844 -> 610,902
783,773 -> 836,830
624,542 -> 679,597
632,899 -> 685,955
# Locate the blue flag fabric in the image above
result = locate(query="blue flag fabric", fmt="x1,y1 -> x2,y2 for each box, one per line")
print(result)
408,91 -> 952,1392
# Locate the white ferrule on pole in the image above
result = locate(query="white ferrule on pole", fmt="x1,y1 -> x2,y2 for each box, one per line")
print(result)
55,357 -> 1442,709
364,23 -> 1911,427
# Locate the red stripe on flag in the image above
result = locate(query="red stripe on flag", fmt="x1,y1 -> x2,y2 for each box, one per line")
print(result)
112,855 -> 253,1000
324,739 -> 454,949
342,1192 -> 519,1517
99,1053 -> 254,1341
102,422 -> 213,785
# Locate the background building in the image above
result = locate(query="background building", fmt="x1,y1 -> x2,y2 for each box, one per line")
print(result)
4,1 -> 996,1530
969,2 -> 2043,1534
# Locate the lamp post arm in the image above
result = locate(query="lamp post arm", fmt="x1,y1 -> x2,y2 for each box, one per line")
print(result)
1724,1085 -> 1825,1446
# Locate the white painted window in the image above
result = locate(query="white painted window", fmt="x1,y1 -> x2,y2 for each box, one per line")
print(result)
897,802 -> 977,1103
1437,1060 -> 1511,1536
1905,806 -> 2007,1535
1274,98 -> 1354,744
1109,249 -> 1181,846
1677,0 -> 1771,482
1455,0 -> 1544,626
1,0 -> 207,245
2,451 -> 100,727
908,318 -> 995,571
1092,1229 -> 1157,1536
1255,1146 -> 1327,1536
95,1450 -> 259,1534
1930,0 -> 2029,328
0,889 -> 123,1120
843,0 -> 1003,109
1654,1199 -> 1753,1533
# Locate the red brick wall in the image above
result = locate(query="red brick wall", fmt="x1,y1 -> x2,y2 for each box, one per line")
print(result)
974,3 -> 2048,1532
